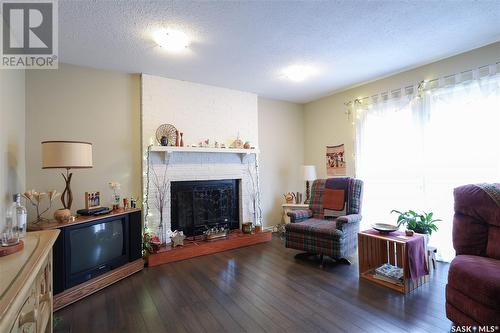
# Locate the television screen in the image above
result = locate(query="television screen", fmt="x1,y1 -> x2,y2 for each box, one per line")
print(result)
69,219 -> 124,275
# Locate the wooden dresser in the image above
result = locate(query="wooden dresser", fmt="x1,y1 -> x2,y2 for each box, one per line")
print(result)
0,230 -> 59,333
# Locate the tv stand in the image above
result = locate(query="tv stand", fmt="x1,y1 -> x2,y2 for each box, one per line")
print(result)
29,209 -> 144,311
53,258 -> 143,310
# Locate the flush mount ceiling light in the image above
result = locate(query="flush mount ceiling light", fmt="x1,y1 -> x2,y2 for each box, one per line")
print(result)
153,28 -> 190,53
281,64 -> 319,82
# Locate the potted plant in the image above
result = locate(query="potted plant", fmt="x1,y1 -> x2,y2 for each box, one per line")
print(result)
391,209 -> 441,235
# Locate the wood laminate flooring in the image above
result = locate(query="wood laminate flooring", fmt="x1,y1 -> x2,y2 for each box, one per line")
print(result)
54,235 -> 451,333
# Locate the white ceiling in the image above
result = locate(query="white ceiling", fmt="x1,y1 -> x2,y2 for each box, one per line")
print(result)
59,0 -> 500,103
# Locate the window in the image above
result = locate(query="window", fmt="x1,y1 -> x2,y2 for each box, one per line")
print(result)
356,74 -> 500,261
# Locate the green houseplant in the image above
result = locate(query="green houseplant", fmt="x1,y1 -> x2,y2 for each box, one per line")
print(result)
390,210 -> 441,235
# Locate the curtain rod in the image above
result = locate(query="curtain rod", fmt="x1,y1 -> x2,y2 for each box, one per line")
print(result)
344,61 -> 500,108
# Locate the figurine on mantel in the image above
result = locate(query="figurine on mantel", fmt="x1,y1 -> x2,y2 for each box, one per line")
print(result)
231,134 -> 243,149
170,230 -> 186,247
198,139 -> 210,148
175,130 -> 180,146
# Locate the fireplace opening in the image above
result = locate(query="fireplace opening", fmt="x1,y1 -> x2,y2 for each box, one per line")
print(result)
171,179 -> 240,236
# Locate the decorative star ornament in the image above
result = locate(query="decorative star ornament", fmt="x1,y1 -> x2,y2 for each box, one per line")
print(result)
170,230 -> 185,247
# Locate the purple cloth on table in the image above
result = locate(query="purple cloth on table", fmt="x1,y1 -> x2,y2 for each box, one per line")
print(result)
363,230 -> 429,280
405,233 -> 429,280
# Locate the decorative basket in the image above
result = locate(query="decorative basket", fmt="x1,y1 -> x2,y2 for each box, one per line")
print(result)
205,229 -> 229,241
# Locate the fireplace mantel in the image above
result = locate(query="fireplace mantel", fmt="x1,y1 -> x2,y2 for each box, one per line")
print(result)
145,145 -> 262,243
150,146 -> 259,162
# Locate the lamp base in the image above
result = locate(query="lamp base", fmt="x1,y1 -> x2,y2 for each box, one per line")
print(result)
61,169 -> 73,210
304,180 -> 311,204
54,209 -> 71,223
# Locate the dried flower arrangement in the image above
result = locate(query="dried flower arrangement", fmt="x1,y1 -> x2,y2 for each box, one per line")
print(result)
150,163 -> 169,245
246,160 -> 262,231
22,190 -> 60,223
108,181 -> 121,209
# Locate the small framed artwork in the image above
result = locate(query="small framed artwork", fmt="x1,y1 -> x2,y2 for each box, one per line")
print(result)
326,144 -> 347,176
85,192 -> 101,209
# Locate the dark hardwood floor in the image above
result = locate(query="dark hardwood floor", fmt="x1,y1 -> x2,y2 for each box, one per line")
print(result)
54,235 -> 452,333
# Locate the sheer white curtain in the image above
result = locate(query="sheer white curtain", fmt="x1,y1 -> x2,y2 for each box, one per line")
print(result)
356,72 -> 500,261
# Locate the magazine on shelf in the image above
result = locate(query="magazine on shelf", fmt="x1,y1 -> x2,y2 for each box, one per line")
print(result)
374,263 -> 404,282
373,273 -> 403,285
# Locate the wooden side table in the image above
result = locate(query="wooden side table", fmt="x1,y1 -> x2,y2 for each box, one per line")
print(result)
281,203 -> 309,224
358,230 -> 429,294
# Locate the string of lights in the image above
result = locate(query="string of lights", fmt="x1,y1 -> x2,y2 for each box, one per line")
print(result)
143,144 -> 153,230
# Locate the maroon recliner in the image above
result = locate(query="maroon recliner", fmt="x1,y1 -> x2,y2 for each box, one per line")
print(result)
446,184 -> 500,326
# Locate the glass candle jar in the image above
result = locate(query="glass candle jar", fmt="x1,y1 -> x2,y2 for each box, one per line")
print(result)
2,201 -> 20,247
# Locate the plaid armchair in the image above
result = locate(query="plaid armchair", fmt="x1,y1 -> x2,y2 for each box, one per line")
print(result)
285,177 -> 363,265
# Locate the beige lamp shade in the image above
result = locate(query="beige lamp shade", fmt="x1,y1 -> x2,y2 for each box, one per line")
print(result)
42,141 -> 93,169
303,165 -> 317,181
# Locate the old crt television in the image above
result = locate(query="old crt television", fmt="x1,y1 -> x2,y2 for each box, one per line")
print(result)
53,211 -> 142,294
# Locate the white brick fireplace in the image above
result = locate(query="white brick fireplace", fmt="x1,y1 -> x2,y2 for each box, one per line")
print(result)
141,74 -> 259,242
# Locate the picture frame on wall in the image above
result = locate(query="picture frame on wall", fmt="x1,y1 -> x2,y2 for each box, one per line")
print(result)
326,144 -> 346,176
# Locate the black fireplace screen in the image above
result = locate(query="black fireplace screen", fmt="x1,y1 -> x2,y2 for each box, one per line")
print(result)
171,179 -> 239,236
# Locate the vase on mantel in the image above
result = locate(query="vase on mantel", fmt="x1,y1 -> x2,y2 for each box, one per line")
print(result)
157,221 -> 165,245
180,132 -> 184,147
175,130 -> 180,147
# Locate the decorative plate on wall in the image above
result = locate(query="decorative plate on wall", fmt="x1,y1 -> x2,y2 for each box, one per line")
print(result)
155,124 -> 177,146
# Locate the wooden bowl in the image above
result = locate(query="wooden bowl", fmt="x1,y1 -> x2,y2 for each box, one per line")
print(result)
372,223 -> 399,234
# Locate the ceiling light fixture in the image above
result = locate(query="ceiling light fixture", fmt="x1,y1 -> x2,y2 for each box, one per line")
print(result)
153,28 -> 190,53
281,64 -> 318,82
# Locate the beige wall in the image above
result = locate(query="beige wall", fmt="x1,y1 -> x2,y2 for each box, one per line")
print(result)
304,42 -> 500,178
0,70 -> 26,229
23,64 -> 304,229
258,98 -> 304,227
25,64 -> 141,220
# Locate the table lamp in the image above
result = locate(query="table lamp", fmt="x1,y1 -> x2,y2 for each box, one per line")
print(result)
303,165 -> 317,204
42,141 -> 93,210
